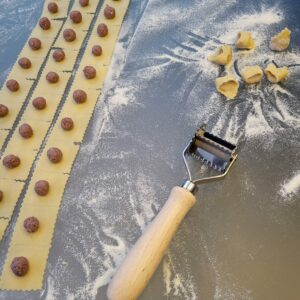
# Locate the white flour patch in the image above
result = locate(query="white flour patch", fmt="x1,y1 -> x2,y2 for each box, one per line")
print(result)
279,172 -> 300,202
163,252 -> 197,299
218,6 -> 283,44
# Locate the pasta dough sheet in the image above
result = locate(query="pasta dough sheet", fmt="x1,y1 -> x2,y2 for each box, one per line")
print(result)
54,29 -> 87,50
60,87 -> 100,117
0,219 -> 9,241
0,179 -> 24,218
82,27 -> 121,66
0,244 -> 49,291
0,0 -> 131,291
22,92 -> 64,122
17,38 -> 56,62
7,120 -> 50,151
36,139 -> 80,174
24,171 -> 69,208
65,12 -> 94,31
9,57 -> 45,80
42,0 -> 70,19
0,130 -> 9,146
0,102 -> 24,130
72,0 -> 98,13
34,71 -> 71,96
51,88 -> 100,143
31,20 -> 64,39
10,204 -> 61,247
98,0 -> 131,26
47,49 -> 78,72
72,65 -> 108,90
0,148 -> 37,181
0,79 -> 34,105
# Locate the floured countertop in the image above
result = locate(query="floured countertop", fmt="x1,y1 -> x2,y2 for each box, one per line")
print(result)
0,0 -> 300,299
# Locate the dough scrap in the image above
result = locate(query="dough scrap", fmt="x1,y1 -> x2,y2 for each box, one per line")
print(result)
215,74 -> 239,99
264,63 -> 288,83
236,31 -> 255,50
208,45 -> 232,65
269,27 -> 291,51
241,65 -> 263,84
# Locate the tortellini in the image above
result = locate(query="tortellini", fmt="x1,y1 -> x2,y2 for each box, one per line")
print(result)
208,45 -> 232,65
269,27 -> 291,51
264,63 -> 288,83
236,32 -> 255,50
241,65 -> 263,84
215,74 -> 239,99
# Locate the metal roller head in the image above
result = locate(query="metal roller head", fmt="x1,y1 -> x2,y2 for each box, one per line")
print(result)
182,125 -> 237,185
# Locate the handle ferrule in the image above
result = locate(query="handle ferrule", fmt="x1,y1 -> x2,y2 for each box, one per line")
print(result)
181,179 -> 196,193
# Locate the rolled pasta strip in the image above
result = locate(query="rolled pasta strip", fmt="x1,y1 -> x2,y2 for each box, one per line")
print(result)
236,31 -> 255,49
208,45 -> 232,65
215,74 -> 239,99
241,65 -> 263,84
269,27 -> 291,51
264,63 -> 288,83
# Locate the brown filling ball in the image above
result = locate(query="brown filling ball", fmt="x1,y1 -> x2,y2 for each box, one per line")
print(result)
19,123 -> 33,139
97,23 -> 108,37
18,57 -> 31,69
73,89 -> 87,104
83,66 -> 96,79
79,0 -> 89,7
0,104 -> 9,117
92,45 -> 102,56
61,117 -> 74,131
3,155 -> 20,169
47,147 -> 63,163
34,180 -> 50,196
32,97 -> 47,110
46,71 -> 59,83
6,79 -> 19,92
104,5 -> 116,19
63,29 -> 76,42
39,17 -> 51,30
48,2 -> 58,14
70,10 -> 82,24
23,216 -> 40,233
52,49 -> 65,62
28,38 -> 41,50
0,190 -> 3,202
11,257 -> 29,277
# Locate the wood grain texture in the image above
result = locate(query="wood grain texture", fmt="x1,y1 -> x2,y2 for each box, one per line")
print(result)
107,186 -> 196,300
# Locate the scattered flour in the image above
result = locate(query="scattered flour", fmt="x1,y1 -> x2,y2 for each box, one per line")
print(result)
1,1 -> 299,299
279,172 -> 300,199
163,252 -> 197,299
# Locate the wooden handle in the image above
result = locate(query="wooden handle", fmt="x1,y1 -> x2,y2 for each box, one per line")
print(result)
107,186 -> 196,300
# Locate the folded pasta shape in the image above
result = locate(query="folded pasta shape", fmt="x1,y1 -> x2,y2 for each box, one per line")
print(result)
236,31 -> 255,49
208,45 -> 232,65
269,27 -> 291,51
215,74 -> 239,99
264,63 -> 288,83
241,65 -> 263,84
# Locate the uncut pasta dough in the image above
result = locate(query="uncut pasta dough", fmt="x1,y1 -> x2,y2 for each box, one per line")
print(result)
241,65 -> 263,84
208,45 -> 232,65
236,31 -> 255,50
215,74 -> 239,99
264,63 -> 288,83
269,27 -> 291,51
0,0 -> 131,291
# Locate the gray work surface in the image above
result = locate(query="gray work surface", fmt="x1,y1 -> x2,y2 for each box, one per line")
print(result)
0,0 -> 300,299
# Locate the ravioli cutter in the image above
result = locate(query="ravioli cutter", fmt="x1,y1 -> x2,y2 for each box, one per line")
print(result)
107,125 -> 238,300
